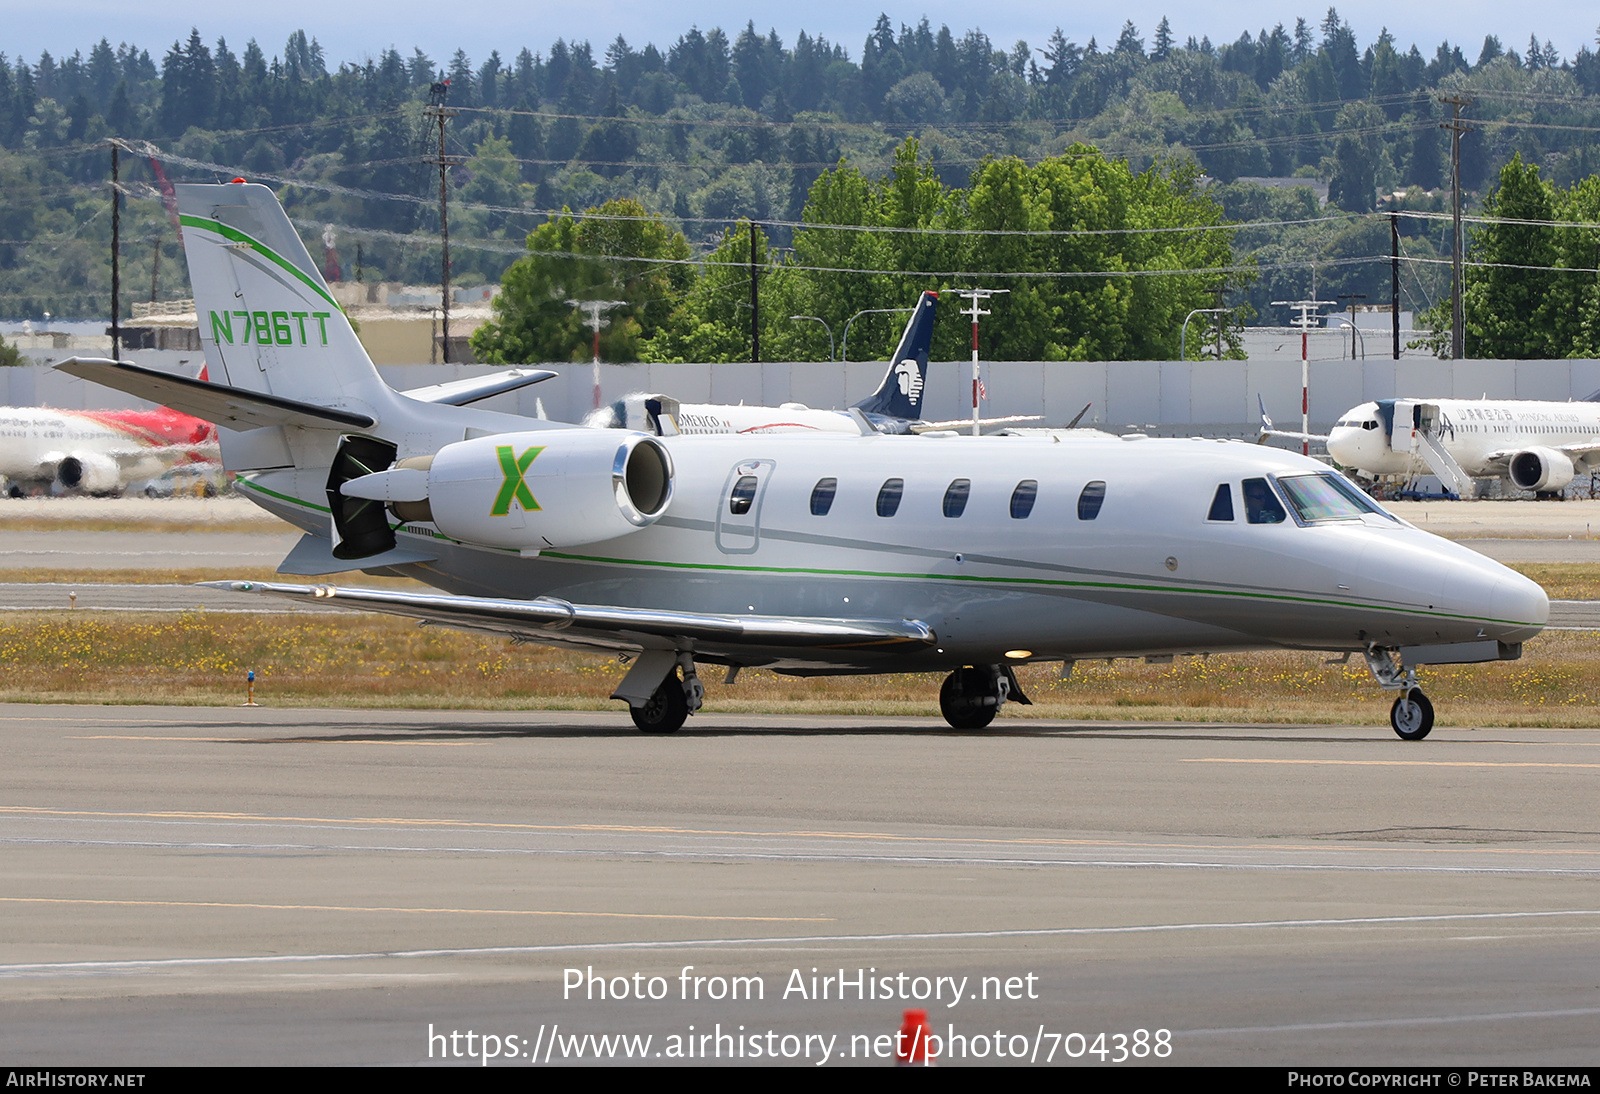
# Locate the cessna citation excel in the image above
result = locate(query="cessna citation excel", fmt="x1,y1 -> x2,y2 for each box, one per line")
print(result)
61,182 -> 1548,740
0,403 -> 217,495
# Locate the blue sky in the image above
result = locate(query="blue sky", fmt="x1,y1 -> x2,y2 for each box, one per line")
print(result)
6,2 -> 1597,73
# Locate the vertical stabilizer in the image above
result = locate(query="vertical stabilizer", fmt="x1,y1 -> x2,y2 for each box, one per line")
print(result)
178,182 -> 395,418
853,291 -> 936,419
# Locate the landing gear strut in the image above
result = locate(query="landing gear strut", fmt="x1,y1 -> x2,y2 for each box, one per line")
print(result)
1364,647 -> 1434,741
938,665 -> 1018,730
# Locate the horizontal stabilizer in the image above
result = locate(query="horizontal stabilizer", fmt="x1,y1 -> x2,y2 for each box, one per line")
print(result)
206,580 -> 936,654
55,358 -> 375,430
276,533 -> 438,576
399,368 -> 557,407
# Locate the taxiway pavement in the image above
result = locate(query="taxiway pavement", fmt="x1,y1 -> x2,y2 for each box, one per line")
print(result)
1,705 -> 1597,1066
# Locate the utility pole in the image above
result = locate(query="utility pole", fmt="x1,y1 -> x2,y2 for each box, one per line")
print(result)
955,288 -> 1008,436
749,221 -> 759,364
1390,212 -> 1401,360
423,81 -> 465,363
109,142 -> 120,361
568,299 -> 626,410
1439,92 -> 1474,360
149,241 -> 161,304
1271,298 -> 1333,455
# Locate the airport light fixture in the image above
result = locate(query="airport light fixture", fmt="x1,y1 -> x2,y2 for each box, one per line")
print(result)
789,315 -> 835,361
840,307 -> 913,363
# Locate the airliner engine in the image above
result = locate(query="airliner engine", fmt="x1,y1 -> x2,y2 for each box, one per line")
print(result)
336,430 -> 673,554
55,453 -> 121,494
1508,447 -> 1576,493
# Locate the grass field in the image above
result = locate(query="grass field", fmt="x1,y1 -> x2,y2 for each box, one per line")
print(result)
1,605 -> 1593,728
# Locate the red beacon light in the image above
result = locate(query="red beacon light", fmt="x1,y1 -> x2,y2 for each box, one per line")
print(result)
230,177 -> 247,184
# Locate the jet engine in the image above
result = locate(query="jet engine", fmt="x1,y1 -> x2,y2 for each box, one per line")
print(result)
1508,447 -> 1576,493
338,429 -> 674,553
56,453 -> 121,494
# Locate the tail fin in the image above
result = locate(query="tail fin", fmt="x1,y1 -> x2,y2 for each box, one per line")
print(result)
852,291 -> 936,419
179,182 -> 393,414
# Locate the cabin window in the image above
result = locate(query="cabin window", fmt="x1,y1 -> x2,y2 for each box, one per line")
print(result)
876,478 -> 904,517
1077,480 -> 1106,521
1208,483 -> 1234,521
1010,480 -> 1039,519
942,479 -> 971,518
1242,477 -> 1287,524
728,475 -> 758,516
810,477 -> 837,516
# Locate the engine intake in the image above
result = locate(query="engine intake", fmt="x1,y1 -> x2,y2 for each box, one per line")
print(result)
1508,447 -> 1575,493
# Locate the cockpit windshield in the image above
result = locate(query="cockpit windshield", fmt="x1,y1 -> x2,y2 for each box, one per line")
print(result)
1276,473 -> 1394,523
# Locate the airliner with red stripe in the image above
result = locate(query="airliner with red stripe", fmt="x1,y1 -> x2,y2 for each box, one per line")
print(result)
0,381 -> 218,496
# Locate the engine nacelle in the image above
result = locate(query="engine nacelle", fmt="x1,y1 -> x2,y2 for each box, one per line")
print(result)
56,453 -> 121,494
1508,447 -> 1575,493
346,430 -> 673,551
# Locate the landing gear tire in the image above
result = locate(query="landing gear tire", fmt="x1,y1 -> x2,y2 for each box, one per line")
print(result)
631,676 -> 688,734
939,667 -> 999,730
1390,688 -> 1434,741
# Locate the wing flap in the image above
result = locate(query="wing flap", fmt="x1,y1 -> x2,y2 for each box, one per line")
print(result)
204,580 -> 936,653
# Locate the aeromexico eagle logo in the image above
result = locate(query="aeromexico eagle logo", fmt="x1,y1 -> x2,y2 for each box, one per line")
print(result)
491,445 -> 544,516
894,358 -> 923,405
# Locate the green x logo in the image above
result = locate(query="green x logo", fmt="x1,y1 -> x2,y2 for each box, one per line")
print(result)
491,445 -> 544,516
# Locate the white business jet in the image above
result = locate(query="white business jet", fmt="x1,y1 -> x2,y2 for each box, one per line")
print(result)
61,182 -> 1548,740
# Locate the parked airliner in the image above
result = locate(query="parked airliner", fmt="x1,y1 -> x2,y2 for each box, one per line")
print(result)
597,291 -> 1038,437
61,182 -> 1548,739
1264,393 -> 1600,498
1327,396 -> 1600,497
0,403 -> 218,496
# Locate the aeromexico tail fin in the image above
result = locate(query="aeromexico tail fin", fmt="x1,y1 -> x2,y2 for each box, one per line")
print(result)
852,291 -> 936,419
177,181 -> 395,418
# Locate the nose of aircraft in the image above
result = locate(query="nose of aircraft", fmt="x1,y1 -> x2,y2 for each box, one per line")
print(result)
1438,545 -> 1549,642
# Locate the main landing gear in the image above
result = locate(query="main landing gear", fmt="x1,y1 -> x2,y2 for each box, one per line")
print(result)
1364,647 -> 1434,741
616,651 -> 704,734
938,665 -> 1031,730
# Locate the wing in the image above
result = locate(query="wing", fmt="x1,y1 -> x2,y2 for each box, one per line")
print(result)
911,414 -> 1044,432
205,580 -> 936,666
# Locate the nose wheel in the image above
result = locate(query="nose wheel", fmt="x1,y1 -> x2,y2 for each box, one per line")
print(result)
1389,688 -> 1434,741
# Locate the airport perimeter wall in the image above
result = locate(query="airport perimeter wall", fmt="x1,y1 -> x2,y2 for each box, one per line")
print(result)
8,353 -> 1600,434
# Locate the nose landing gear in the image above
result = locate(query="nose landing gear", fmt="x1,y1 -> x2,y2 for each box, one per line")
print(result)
1389,688 -> 1434,741
1365,647 -> 1434,740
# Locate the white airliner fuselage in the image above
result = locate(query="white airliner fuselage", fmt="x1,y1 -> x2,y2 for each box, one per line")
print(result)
1326,397 -> 1600,495
0,405 -> 218,495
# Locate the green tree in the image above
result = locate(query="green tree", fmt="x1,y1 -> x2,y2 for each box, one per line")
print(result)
641,222 -> 772,363
470,198 -> 692,364
1462,156 -> 1559,358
